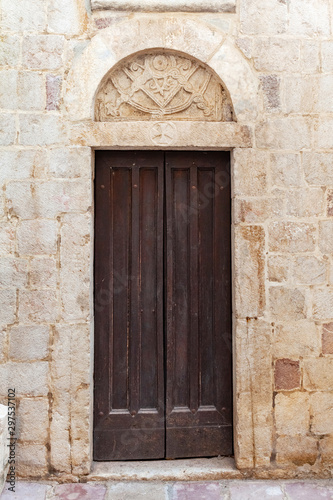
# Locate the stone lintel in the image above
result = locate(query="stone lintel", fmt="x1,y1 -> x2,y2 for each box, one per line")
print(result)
70,121 -> 252,149
91,0 -> 236,13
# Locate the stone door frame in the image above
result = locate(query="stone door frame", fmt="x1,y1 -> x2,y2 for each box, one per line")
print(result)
65,16 -> 263,472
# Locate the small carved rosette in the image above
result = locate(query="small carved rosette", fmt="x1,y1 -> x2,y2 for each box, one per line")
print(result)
95,51 -> 234,121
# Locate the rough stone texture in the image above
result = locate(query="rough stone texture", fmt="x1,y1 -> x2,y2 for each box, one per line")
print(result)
274,359 -> 301,391
1,0 -> 333,480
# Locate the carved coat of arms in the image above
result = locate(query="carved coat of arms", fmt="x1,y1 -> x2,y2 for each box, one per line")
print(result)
95,52 -> 233,121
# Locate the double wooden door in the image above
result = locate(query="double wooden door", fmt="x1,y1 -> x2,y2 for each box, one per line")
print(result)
94,150 -> 232,461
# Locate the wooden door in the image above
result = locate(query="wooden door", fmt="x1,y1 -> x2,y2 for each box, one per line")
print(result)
94,150 -> 232,461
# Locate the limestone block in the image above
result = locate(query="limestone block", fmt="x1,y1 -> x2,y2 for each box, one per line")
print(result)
234,226 -> 265,318
30,257 -> 57,288
0,0 -> 46,31
22,35 -> 64,70
319,221 -> 333,254
46,75 -> 62,111
315,120 -> 333,149
284,76 -> 318,114
233,149 -> 267,197
275,392 -> 309,435
0,362 -> 48,397
0,35 -> 20,66
267,255 -> 290,283
48,147 -> 91,178
0,71 -> 17,110
0,115 -> 16,146
0,223 -> 16,256
7,180 -> 90,219
71,325 -> 90,388
269,287 -> 306,321
274,358 -> 301,390
310,393 -> 333,435
60,214 -> 91,321
302,40 -> 320,74
47,0 -> 86,35
256,118 -> 311,150
19,115 -> 66,146
16,444 -> 48,477
259,75 -> 281,112
0,290 -> 16,324
234,392 -> 254,469
286,188 -> 324,217
303,153 -> 333,185
17,398 -> 48,442
19,290 -> 58,323
293,256 -> 327,285
240,0 -> 287,36
322,323 -> 333,355
270,153 -> 302,187
268,221 -> 316,253
234,197 -> 283,224
0,150 -> 41,185
9,326 -> 49,361
289,0 -> 330,37
327,190 -> 333,217
276,436 -> 318,466
18,72 -> 45,111
274,321 -> 320,358
253,39 -> 300,72
320,435 -> 333,465
71,387 -> 91,474
0,258 -> 28,288
313,287 -> 333,321
17,220 -> 57,255
318,76 -> 333,113
322,41 -> 333,73
303,358 -> 333,390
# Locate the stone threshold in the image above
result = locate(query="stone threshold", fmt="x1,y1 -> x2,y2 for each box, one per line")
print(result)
87,456 -> 243,482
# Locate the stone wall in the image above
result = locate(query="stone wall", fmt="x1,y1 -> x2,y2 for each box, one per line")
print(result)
0,0 -> 332,479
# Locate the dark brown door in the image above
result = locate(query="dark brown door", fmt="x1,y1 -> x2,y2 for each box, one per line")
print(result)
94,150 -> 232,461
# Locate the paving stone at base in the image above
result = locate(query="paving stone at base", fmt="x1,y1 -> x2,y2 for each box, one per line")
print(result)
229,481 -> 284,499
284,482 -> 333,500
0,482 -> 50,499
172,481 -> 227,499
107,482 -> 168,500
53,483 -> 106,500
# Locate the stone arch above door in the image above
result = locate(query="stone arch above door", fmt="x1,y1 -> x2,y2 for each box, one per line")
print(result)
65,17 -> 258,122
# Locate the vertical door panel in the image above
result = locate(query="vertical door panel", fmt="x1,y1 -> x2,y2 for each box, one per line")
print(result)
165,151 -> 232,458
94,151 -> 165,460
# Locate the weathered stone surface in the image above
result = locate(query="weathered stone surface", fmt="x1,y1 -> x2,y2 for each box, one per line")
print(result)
284,482 -> 333,500
313,288 -> 333,320
0,362 -> 48,396
256,118 -> 311,150
322,323 -> 333,355
289,0 -> 330,36
9,325 -> 49,361
1,482 -> 50,500
303,358 -> 333,390
267,255 -> 290,283
0,35 -> 20,66
0,290 -> 16,324
1,0 -> 46,31
320,435 -> 333,465
286,188 -> 324,217
18,72 -> 45,111
315,119 -> 333,149
7,180 -> 90,219
270,287 -> 306,321
108,482 -> 167,500
260,75 -> 280,112
327,190 -> 333,217
253,39 -> 300,72
0,258 -> 28,288
22,35 -> 64,70
319,221 -> 333,254
284,76 -> 319,114
234,197 -> 283,224
48,0 -> 86,35
293,256 -> 327,285
233,149 -> 267,196
275,392 -> 309,435
19,290 -> 58,323
268,222 -> 316,253
322,41 -> 333,73
54,483 -> 106,500
0,223 -> 15,256
274,358 -> 301,391
302,40 -> 321,74
46,74 -> 62,111
16,443 -> 48,476
276,436 -> 318,466
17,219 -> 57,255
19,114 -> 66,146
303,153 -> 333,185
18,398 -> 49,442
274,321 -> 320,358
30,257 -> 57,288
71,387 -> 91,474
48,147 -> 91,178
229,482 -> 284,499
240,0 -> 287,36
234,226 -> 265,318
0,150 -> 46,185
0,115 -> 16,146
0,70 -> 17,110
310,393 -> 333,435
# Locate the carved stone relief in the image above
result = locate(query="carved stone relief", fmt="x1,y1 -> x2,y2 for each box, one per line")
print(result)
95,51 -> 234,122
